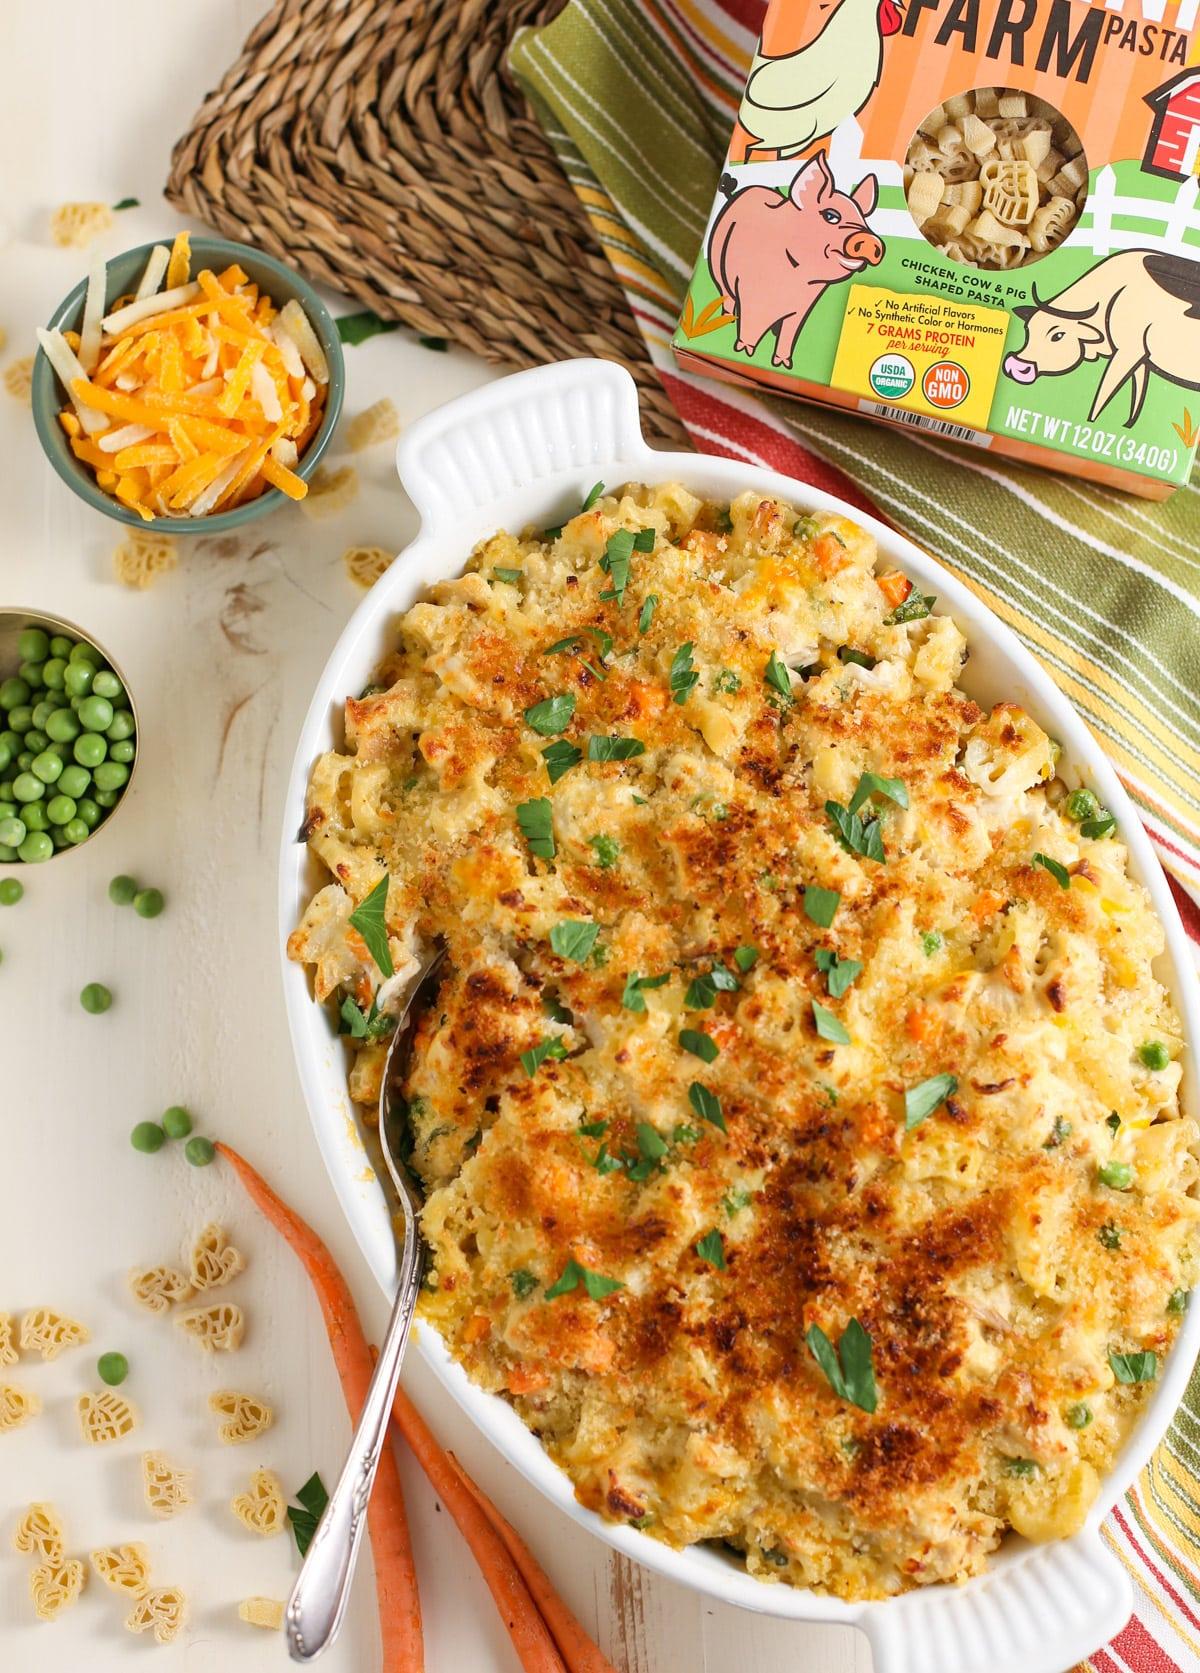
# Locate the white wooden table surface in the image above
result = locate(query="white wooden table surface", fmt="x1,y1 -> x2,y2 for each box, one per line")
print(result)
0,5 -> 869,1670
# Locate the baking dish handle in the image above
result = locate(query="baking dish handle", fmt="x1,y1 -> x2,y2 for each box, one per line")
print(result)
858,1531 -> 1132,1673
395,357 -> 648,537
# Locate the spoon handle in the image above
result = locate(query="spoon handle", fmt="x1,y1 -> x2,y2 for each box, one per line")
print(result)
285,1221 -> 425,1662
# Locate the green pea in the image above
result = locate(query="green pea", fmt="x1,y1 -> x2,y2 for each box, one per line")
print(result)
109,739 -> 135,765
68,640 -> 101,665
0,743 -> 9,776
106,710 -> 135,742
74,733 -> 107,768
43,741 -> 66,761
58,765 -> 90,798
97,1351 -> 129,1386
1065,1402 -> 1092,1429
0,816 -> 26,848
80,981 -> 113,1013
23,730 -> 48,754
0,677 -> 30,709
108,874 -> 138,905
46,795 -> 76,826
130,1121 -> 164,1153
0,730 -> 19,754
63,660 -> 94,698
46,708 -> 81,743
18,662 -> 45,689
93,761 -> 128,793
1098,1160 -> 1134,1190
18,627 -> 49,662
12,772 -> 43,803
15,752 -> 32,773
50,826 -> 70,850
31,751 -> 63,786
0,878 -> 23,905
134,887 -> 164,918
31,701 -> 53,729
1065,787 -> 1099,822
22,801 -> 48,832
0,843 -> 15,862
63,819 -> 89,845
41,658 -> 66,691
49,635 -> 73,659
76,798 -> 101,829
162,1105 -> 192,1139
91,670 -> 124,702
185,1136 -> 216,1167
93,789 -> 119,809
8,706 -> 32,733
1140,1041 -> 1170,1071
18,831 -> 52,863
79,695 -> 114,733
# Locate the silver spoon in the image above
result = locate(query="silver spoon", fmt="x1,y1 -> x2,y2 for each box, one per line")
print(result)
285,948 -> 447,1663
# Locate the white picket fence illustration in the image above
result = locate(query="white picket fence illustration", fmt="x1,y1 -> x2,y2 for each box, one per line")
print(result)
1080,165 -> 1200,257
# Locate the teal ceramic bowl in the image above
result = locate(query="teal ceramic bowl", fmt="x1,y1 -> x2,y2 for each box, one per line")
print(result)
32,236 -> 344,534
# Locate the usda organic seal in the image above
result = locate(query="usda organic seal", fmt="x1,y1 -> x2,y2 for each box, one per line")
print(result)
869,354 -> 915,400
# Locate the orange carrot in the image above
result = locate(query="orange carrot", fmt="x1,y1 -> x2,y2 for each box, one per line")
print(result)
905,1004 -> 936,1044
214,1143 -> 423,1671
390,1388 -> 567,1673
446,1454 -> 618,1673
876,570 -> 912,608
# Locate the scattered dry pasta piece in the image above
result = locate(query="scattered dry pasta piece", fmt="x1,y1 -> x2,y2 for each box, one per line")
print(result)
176,1302 -> 245,1353
4,355 -> 35,401
113,532 -> 179,591
230,1467 -> 287,1537
14,1504 -> 65,1563
0,1384 -> 41,1431
345,397 -> 400,452
126,1585 -> 187,1644
300,464 -> 359,520
238,1596 -> 285,1630
142,1453 -> 193,1518
188,1223 -> 245,1291
78,1390 -> 138,1445
31,1559 -> 86,1621
343,545 -> 394,589
20,1308 -> 90,1361
128,1264 -> 193,1313
51,202 -> 114,248
209,1390 -> 274,1444
90,1543 -> 151,1598
0,1313 -> 16,1366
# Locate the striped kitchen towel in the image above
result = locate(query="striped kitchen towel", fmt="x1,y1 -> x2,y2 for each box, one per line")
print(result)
509,3 -> 1200,1669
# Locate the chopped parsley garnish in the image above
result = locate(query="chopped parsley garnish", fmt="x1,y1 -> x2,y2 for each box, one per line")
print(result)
921,931 -> 943,957
688,1082 -> 726,1131
541,739 -> 582,783
712,668 -> 741,695
590,1144 -> 623,1175
679,1028 -> 719,1063
520,1036 -> 568,1078
696,1229 -> 726,1270
1043,1115 -> 1072,1149
1109,1349 -> 1157,1384
621,971 -> 669,1012
581,480 -> 605,512
510,1269 -> 539,1299
805,1318 -> 877,1413
599,526 -> 654,604
492,566 -> 522,584
825,799 -> 885,863
733,945 -> 758,973
764,651 -> 793,701
848,772 -> 908,816
578,1116 -> 608,1138
543,988 -> 573,1024
818,1082 -> 839,1106
543,625 -> 613,677
335,310 -> 400,346
517,797 -> 555,859
714,506 -> 734,533
348,874 -> 394,978
684,963 -> 738,1009
1004,1457 -> 1038,1478
589,833 -> 620,869
838,646 -> 875,669
1098,1221 -> 1122,1250
1107,1111 -> 1122,1134
724,1187 -> 752,1218
904,1073 -> 957,1130
673,1123 -> 702,1145
1032,852 -> 1071,889
549,920 -> 599,963
812,1000 -> 850,1044
1168,1289 -> 1190,1316
1081,812 -> 1117,839
287,1472 -> 330,1557
670,642 -> 699,705
814,948 -> 863,999
113,196 -> 140,210
339,993 -> 396,1040
884,589 -> 934,625
638,594 -> 659,634
544,1258 -> 624,1302
588,734 -> 645,762
525,693 -> 576,736
804,885 -> 840,928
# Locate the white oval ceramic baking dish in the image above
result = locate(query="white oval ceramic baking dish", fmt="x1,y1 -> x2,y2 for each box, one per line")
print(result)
280,357 -> 1200,1673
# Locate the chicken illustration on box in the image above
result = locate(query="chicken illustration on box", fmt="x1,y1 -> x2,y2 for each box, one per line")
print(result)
707,151 -> 883,370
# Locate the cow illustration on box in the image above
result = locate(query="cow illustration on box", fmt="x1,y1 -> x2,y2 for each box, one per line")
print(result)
708,151 -> 883,370
1003,250 -> 1200,427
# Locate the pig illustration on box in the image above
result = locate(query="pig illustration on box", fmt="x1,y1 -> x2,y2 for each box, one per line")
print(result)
708,150 -> 883,370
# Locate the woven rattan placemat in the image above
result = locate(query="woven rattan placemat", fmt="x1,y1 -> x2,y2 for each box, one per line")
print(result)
165,0 -> 687,447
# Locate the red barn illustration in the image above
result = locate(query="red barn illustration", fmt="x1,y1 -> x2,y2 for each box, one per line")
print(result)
1143,69 -> 1200,181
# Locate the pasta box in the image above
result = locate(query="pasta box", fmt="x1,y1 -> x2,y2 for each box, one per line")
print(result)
672,0 -> 1200,498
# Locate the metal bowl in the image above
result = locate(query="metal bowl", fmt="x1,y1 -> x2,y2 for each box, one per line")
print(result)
0,608 -> 140,865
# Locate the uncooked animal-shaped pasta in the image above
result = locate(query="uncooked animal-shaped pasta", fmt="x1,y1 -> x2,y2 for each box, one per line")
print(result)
1028,196 -> 1077,254
31,1558 -> 86,1620
20,1308 -> 90,1361
188,1224 -> 245,1291
125,1585 -> 187,1644
230,1468 -> 287,1537
90,1544 -> 152,1598
113,533 -> 178,591
239,1595 -> 285,1629
142,1452 -> 193,1518
78,1390 -> 138,1445
0,1384 -> 42,1431
0,1314 -> 16,1366
209,1390 -> 274,1444
300,464 -> 359,520
128,1264 -> 193,1313
344,546 -> 394,589
4,356 -> 34,401
176,1302 -> 245,1353
980,159 -> 1039,226
50,201 -> 113,248
345,397 -> 400,452
13,1504 -> 64,1563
